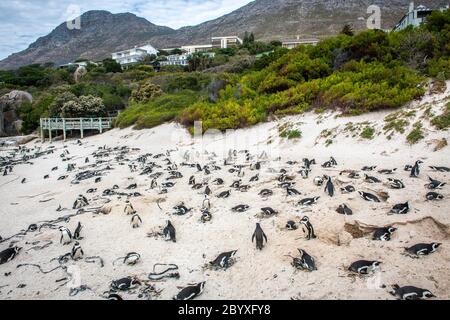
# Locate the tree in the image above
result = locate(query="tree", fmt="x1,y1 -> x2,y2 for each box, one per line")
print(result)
187,53 -> 212,71
102,58 -> 122,73
131,81 -> 163,103
341,24 -> 354,36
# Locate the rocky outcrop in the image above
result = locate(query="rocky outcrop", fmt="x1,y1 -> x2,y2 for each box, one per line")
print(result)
0,90 -> 32,136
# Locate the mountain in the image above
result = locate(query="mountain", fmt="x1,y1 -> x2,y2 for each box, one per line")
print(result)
1,0 -> 448,70
0,10 -> 175,70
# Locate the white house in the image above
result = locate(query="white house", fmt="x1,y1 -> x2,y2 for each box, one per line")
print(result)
393,2 -> 449,31
111,43 -> 159,66
181,44 -> 213,54
211,36 -> 243,49
159,54 -> 190,67
281,37 -> 319,49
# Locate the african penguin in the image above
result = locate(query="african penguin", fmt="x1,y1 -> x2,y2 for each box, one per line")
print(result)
358,191 -> 380,202
124,201 -> 136,215
209,250 -> 238,270
429,166 -> 450,172
373,226 -> 397,241
348,260 -> 381,274
300,216 -> 316,240
426,177 -> 446,189
410,160 -> 423,177
252,223 -> 267,250
131,214 -> 142,228
405,243 -> 441,256
73,222 -> 83,240
217,190 -> 231,198
387,178 -> 404,189
286,220 -> 298,230
0,247 -> 22,265
123,252 -> 141,265
259,189 -> 273,197
261,207 -> 278,216
232,204 -> 249,212
163,220 -> 176,242
340,185 -> 355,193
426,192 -> 444,201
390,202 -> 409,214
324,176 -> 334,197
71,241 -> 84,260
390,285 -> 435,300
336,204 -> 353,215
364,174 -> 381,183
111,277 -> 141,291
291,249 -> 317,271
59,226 -> 73,245
173,282 -> 205,300
298,196 -> 320,206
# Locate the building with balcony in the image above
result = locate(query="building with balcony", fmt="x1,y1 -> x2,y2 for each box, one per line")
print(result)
281,37 -> 319,49
111,44 -> 158,66
211,36 -> 243,49
159,54 -> 189,67
393,2 -> 449,32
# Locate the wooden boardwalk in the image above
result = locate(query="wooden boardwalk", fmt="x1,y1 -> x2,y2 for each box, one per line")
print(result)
40,117 -> 115,141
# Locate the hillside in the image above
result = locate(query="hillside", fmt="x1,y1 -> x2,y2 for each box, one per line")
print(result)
1,0 -> 449,69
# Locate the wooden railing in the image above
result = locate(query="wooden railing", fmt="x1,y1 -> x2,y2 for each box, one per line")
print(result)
40,117 -> 115,141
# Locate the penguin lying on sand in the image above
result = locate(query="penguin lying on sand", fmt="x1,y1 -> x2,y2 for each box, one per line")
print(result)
290,249 -> 317,271
209,250 -> 238,270
390,285 -> 435,300
405,243 -> 441,256
173,282 -> 205,300
373,227 -> 396,241
0,247 -> 22,265
348,260 -> 381,274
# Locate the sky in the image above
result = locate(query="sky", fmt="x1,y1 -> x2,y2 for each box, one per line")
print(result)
0,0 -> 254,60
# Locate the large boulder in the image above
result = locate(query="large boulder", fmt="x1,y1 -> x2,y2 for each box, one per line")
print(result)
0,90 -> 32,136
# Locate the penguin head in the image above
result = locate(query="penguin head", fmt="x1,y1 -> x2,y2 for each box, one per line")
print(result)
416,160 -> 424,165
357,191 -> 364,197
297,249 -> 304,256
198,281 -> 206,291
432,243 -> 442,250
59,226 -> 66,232
372,261 -> 382,268
300,216 -> 309,223
314,196 -> 320,201
422,290 -> 435,298
14,247 -> 22,254
388,227 -> 397,234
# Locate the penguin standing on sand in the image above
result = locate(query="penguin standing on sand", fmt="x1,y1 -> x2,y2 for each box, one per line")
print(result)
173,282 -> 205,300
163,220 -> 176,242
59,226 -> 73,245
71,241 -> 84,260
73,222 -> 83,240
324,176 -> 334,197
410,160 -> 423,177
150,179 -> 158,189
124,201 -> 136,215
131,214 -> 142,228
252,223 -> 267,250
300,216 -> 316,240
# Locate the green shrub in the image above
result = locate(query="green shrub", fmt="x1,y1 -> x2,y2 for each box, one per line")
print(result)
360,126 -> 375,139
406,122 -> 424,144
431,103 -> 450,129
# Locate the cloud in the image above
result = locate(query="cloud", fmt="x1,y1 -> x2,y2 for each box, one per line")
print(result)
0,0 -> 253,60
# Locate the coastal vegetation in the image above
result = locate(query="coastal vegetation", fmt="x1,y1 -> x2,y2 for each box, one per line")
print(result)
1,9 -> 449,135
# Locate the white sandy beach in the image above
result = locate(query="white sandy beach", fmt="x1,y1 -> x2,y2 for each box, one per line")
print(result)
0,83 -> 449,300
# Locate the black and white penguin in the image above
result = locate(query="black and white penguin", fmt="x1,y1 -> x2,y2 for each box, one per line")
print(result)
150,179 -> 158,189
230,180 -> 242,188
298,196 -> 320,206
358,191 -> 380,202
340,185 -> 355,193
202,195 -> 211,210
300,216 -> 316,240
188,175 -> 195,185
404,164 -> 413,171
249,174 -> 259,182
405,243 -> 441,256
330,157 -> 337,166
111,277 -> 141,291
204,185 -> 211,196
286,187 -> 301,196
324,176 -> 334,197
291,249 -> 317,271
390,202 -> 409,214
252,223 -> 267,250
59,226 -> 73,245
201,208 -> 212,223
364,174 -> 381,183
163,220 -> 176,242
124,201 -> 136,215
212,178 -> 224,185
390,285 -> 435,300
348,260 -> 381,274
378,168 -> 397,174
286,220 -> 298,230
209,250 -> 238,270
173,282 -> 205,300
131,214 -> 142,228
107,293 -> 123,300
361,166 -> 377,171
387,178 -> 405,189
173,203 -> 192,215
429,166 -> 450,172
336,204 -> 353,215
0,247 -> 22,265
71,241 -> 84,260
162,181 -> 175,188
410,160 -> 423,177
426,177 -> 446,189
73,222 -> 83,240
261,207 -> 278,216
426,191 -> 444,201
299,169 -> 309,179
217,190 -> 231,198
259,189 -> 273,197
192,183 -> 203,190
373,226 -> 397,241
232,204 -> 249,212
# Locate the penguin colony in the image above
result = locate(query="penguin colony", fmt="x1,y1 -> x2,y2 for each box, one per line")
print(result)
0,141 -> 448,300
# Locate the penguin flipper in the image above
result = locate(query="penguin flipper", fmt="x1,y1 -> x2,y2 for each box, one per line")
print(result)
252,232 -> 256,243
263,232 -> 267,243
